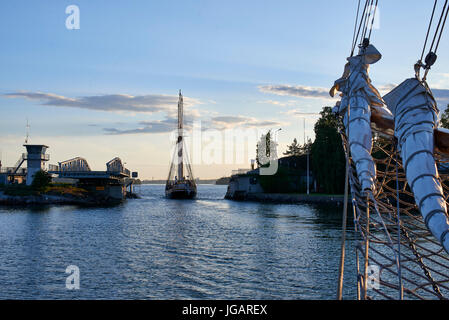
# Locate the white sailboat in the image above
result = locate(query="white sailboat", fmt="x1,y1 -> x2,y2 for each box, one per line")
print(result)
165,90 -> 197,199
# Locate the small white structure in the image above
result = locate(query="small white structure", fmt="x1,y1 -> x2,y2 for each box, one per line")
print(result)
24,144 -> 49,186
225,170 -> 264,200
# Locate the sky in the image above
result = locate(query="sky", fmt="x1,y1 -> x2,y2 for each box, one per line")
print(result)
1,0 -> 449,179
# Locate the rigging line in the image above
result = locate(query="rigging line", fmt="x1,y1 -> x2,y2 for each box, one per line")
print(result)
355,0 -> 371,49
367,0 -> 379,41
421,0 -> 438,62
337,100 -> 351,300
395,144 -> 404,300
361,0 -> 375,44
351,0 -> 362,56
359,0 -> 371,44
434,3 -> 449,53
429,0 -> 448,53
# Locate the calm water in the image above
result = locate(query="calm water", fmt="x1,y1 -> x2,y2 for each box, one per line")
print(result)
0,184 -> 358,299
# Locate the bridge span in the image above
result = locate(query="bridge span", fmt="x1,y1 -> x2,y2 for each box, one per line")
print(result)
48,156 -> 137,200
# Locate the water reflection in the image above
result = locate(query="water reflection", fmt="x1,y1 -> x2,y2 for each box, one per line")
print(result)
0,185 -> 358,299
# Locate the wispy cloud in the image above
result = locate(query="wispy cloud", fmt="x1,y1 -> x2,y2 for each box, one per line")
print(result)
282,109 -> 321,117
378,83 -> 449,106
210,115 -> 284,130
258,84 -> 333,100
103,115 -> 285,135
377,84 -> 396,96
3,91 -> 201,114
103,119 -> 177,135
257,99 -> 299,107
432,89 -> 449,106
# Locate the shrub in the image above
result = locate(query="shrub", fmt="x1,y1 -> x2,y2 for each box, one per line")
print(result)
31,170 -> 52,191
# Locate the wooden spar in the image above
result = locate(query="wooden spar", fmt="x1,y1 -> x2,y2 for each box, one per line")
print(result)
370,112 -> 449,156
177,90 -> 184,180
434,128 -> 449,154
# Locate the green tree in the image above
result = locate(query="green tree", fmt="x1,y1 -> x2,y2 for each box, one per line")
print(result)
311,106 -> 345,194
31,170 -> 52,191
303,138 -> 312,154
284,138 -> 301,156
440,104 -> 449,129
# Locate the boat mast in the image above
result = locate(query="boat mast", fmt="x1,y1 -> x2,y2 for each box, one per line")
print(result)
177,90 -> 184,180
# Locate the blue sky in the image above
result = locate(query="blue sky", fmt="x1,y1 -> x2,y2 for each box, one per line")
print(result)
1,1 -> 449,179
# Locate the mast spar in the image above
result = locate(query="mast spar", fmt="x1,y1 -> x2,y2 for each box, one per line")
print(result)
166,89 -> 196,199
177,90 -> 184,180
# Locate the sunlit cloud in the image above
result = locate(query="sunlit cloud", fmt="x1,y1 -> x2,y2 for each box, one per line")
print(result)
378,83 -> 449,106
257,99 -> 299,107
3,91 -> 202,114
258,84 -> 333,100
103,119 -> 176,135
210,115 -> 284,130
104,115 -> 286,135
282,109 -> 321,117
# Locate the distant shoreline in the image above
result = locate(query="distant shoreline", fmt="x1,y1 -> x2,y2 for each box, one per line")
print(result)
140,177 -> 230,185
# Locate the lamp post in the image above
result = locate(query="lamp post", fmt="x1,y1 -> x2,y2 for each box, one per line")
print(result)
306,135 -> 310,195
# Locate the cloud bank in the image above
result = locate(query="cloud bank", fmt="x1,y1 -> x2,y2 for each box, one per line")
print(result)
378,83 -> 449,106
3,91 -> 201,114
210,115 -> 283,130
3,90 -> 284,135
258,84 -> 332,100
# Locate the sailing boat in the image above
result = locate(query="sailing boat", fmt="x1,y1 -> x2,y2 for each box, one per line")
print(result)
165,90 -> 197,199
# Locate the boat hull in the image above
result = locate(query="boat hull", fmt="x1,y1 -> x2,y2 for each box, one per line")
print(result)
165,189 -> 196,199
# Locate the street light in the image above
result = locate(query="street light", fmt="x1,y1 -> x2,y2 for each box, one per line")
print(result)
306,135 -> 310,195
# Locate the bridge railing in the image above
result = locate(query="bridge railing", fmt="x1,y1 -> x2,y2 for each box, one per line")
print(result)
0,167 -> 26,174
25,153 -> 50,161
231,168 -> 252,176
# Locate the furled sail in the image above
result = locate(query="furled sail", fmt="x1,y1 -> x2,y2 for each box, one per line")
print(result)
330,44 -> 393,192
383,78 -> 449,254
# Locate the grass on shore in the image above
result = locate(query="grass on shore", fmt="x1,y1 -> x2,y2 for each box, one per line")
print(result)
0,183 -> 88,197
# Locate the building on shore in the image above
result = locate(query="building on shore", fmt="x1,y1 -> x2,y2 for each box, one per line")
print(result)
225,155 -> 316,200
0,144 -> 49,185
0,143 -> 137,201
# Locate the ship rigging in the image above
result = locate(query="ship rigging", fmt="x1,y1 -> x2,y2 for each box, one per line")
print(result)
165,90 -> 197,199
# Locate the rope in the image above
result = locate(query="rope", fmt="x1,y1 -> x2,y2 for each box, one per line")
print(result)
352,0 -> 370,53
340,133 -> 449,300
367,0 -> 379,41
361,0 -> 375,44
363,192 -> 370,300
418,0 -> 449,78
350,0 -> 362,57
337,103 -> 351,300
434,3 -> 449,53
420,0 -> 438,62
429,0 -> 448,55
395,143 -> 404,299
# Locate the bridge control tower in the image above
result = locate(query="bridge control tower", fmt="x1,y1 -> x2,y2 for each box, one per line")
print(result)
24,144 -> 49,185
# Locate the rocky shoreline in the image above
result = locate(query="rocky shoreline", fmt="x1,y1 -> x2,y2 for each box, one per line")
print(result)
225,192 -> 345,205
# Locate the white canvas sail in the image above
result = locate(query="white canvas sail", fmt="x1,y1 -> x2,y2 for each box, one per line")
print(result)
384,78 -> 449,254
330,44 -> 393,193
